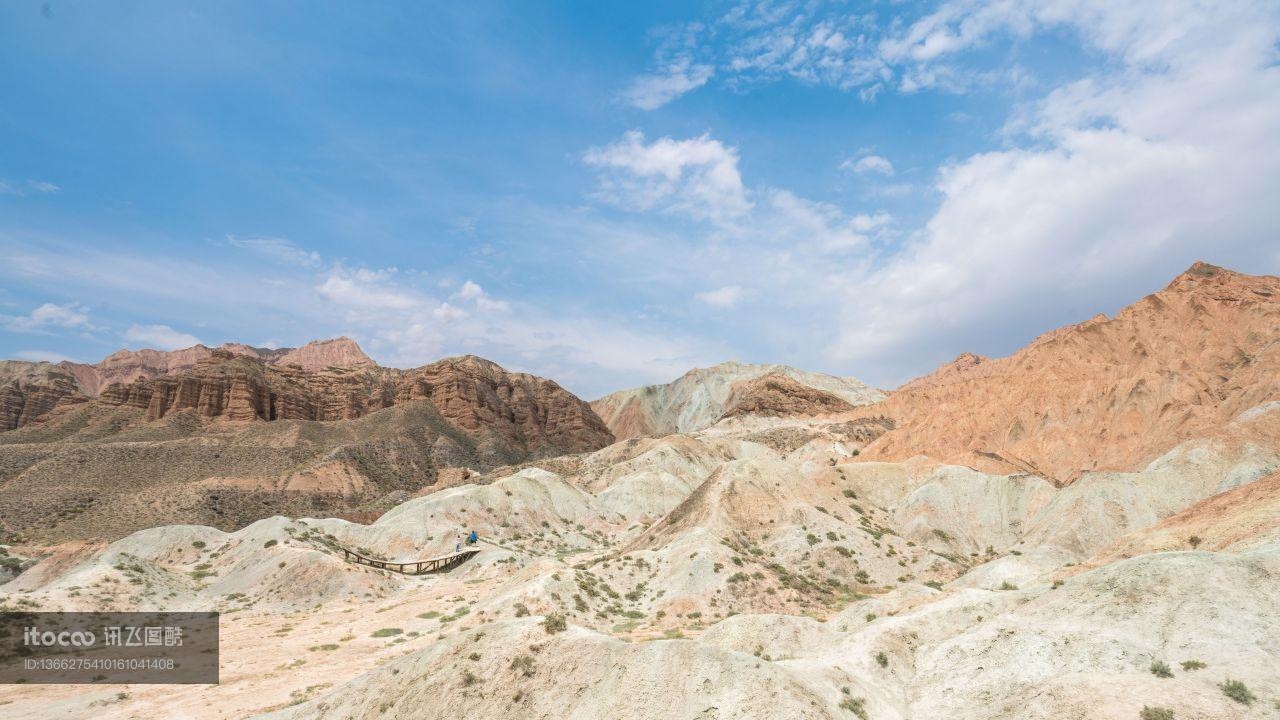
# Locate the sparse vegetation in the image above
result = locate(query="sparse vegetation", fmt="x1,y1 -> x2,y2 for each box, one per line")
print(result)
542,613 -> 567,634
1179,659 -> 1205,671
1149,660 -> 1173,678
875,651 -> 888,668
1139,706 -> 1174,720
510,654 -> 536,677
1219,679 -> 1255,705
371,628 -> 403,638
839,694 -> 868,718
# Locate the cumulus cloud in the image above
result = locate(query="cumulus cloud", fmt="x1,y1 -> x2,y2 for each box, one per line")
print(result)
842,155 -> 894,175
827,0 -> 1280,384
696,285 -> 745,308
584,131 -> 752,223
316,268 -> 419,311
1,302 -> 90,332
123,324 -> 202,351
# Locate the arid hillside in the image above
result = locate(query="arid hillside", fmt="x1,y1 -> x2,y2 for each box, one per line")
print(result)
0,345 -> 612,542
592,361 -> 886,440
857,263 -> 1280,484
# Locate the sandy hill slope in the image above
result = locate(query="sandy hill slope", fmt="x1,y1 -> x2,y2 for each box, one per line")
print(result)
592,361 -> 885,440
0,351 -> 611,542
857,262 -> 1280,484
3,399 -> 1277,719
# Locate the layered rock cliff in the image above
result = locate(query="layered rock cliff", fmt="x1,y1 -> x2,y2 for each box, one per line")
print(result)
857,262 -> 1280,484
0,361 -> 88,430
94,351 -> 612,458
60,337 -> 373,396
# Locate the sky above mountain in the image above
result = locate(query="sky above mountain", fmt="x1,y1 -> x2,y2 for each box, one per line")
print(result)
1,0 -> 1278,398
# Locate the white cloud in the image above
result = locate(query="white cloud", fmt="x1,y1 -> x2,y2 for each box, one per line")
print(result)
316,268 -> 419,311
624,58 -> 714,110
696,285 -> 745,308
123,324 -> 202,351
842,155 -> 894,175
1,302 -> 90,332
828,0 -> 1280,384
27,180 -> 60,194
454,280 -> 510,312
584,131 -> 752,223
13,350 -> 75,363
228,236 -> 321,267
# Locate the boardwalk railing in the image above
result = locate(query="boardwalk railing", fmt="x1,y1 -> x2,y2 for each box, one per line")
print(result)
339,546 -> 480,575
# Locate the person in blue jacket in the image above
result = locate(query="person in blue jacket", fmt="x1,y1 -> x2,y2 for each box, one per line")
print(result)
468,529 -> 478,545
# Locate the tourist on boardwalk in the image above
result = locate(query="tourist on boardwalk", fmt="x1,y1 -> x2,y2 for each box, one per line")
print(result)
455,534 -> 461,553
469,529 -> 478,545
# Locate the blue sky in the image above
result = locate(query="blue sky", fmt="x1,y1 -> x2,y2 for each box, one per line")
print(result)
2,1 -> 1278,398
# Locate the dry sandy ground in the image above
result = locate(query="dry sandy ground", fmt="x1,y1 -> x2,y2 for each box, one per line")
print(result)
2,407 -> 1279,719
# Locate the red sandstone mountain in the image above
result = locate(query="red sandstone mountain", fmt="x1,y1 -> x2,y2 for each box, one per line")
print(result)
58,336 -> 374,396
856,262 -> 1280,484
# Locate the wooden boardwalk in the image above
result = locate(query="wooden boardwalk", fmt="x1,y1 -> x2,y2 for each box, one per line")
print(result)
339,546 -> 480,575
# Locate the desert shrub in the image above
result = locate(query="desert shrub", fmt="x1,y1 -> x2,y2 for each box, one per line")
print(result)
263,539 -> 277,548
371,628 -> 402,638
1179,660 -> 1205,671
875,651 -> 888,668
1219,679 -> 1255,705
998,581 -> 1018,591
1188,535 -> 1202,548
806,534 -> 820,546
1149,660 -> 1173,678
513,603 -> 530,618
461,669 -> 481,687
510,654 -> 536,677
542,613 -> 567,634
839,695 -> 868,719
842,489 -> 857,498
1139,707 -> 1174,720
191,541 -> 206,549
925,581 -> 943,590
865,613 -> 877,622
1051,579 -> 1064,589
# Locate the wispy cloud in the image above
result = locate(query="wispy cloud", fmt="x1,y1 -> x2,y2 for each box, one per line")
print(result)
123,324 -> 202,351
1,302 -> 91,333
695,285 -> 744,308
623,58 -> 714,110
227,235 -> 322,267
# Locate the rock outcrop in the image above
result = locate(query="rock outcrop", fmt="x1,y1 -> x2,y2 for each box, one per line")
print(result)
94,352 -> 612,457
58,336 -> 374,397
592,361 -> 884,440
718,372 -> 858,420
858,262 -> 1280,484
0,361 -> 88,430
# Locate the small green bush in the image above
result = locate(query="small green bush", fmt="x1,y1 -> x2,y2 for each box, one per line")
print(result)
998,581 -> 1018,591
1139,706 -> 1174,720
875,651 -> 888,668
839,695 -> 868,719
542,613 -> 567,634
263,539 -> 278,548
510,654 -> 536,677
1219,679 -> 1255,705
371,628 -> 403,638
1149,660 -> 1173,678
191,541 -> 206,549
513,602 -> 530,618
1179,659 -> 1205,671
